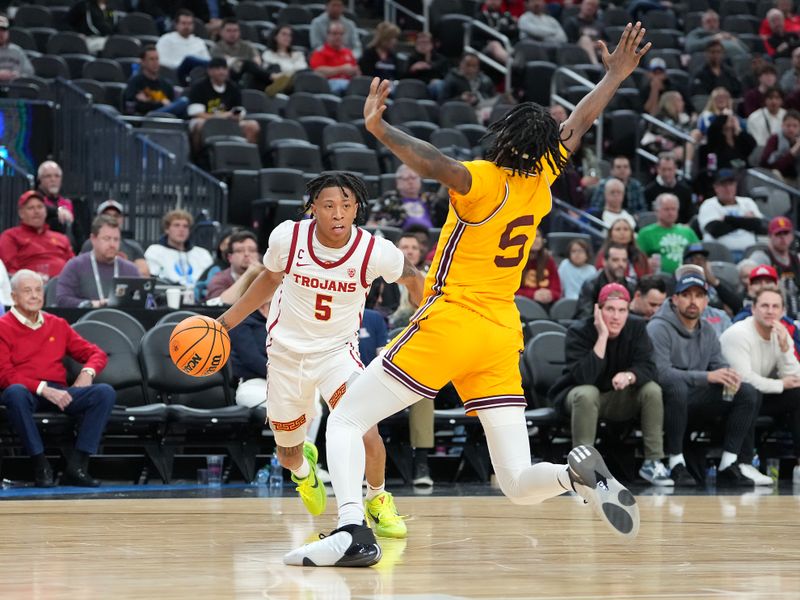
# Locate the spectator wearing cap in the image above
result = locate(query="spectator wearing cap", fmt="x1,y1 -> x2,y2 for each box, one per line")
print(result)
186,57 -> 260,149
0,192 -> 74,280
685,10 -> 749,60
550,283 -> 670,486
690,39 -> 742,99
56,215 -> 140,309
629,275 -> 667,321
697,170 -> 766,260
0,14 -> 33,83
747,87 -> 787,147
575,243 -> 636,320
676,263 -> 732,337
308,21 -> 361,95
589,156 -> 647,215
742,65 -> 779,117
721,287 -> 800,484
760,109 -> 800,183
156,9 -> 211,85
36,161 -> 75,239
80,201 -> 149,277
206,230 -> 265,305
682,242 -> 743,315
310,0 -> 363,58
637,192 -> 699,275
144,209 -> 213,288
647,269 -> 760,486
640,58 -> 688,117
749,216 -> 800,318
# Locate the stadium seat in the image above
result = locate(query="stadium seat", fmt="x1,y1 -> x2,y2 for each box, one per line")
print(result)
520,331 -> 567,409
433,13 -> 469,58
393,78 -> 429,100
46,31 -> 90,55
209,141 -> 262,177
439,100 -> 478,128
345,76 -> 373,97
322,122 -> 367,153
77,308 -> 147,349
337,94 -> 367,122
274,142 -> 323,172
521,61 -> 556,105
549,298 -> 578,322
514,296 -> 550,322
102,35 -> 142,59
547,232 -> 592,259
155,311 -> 200,326
13,5 -> 53,28
265,118 -> 309,149
292,70 -> 332,94
260,167 -> 306,199
199,118 -> 247,147
401,121 -> 438,142
235,1 -> 271,21
702,241 -> 735,263
31,55 -> 70,80
523,320 -> 567,346
241,89 -> 271,114
72,78 -> 107,104
297,115 -> 337,147
44,276 -> 58,307
388,98 -> 434,125
284,91 -> 328,119
9,29 -> 37,51
82,59 -> 126,83
118,12 -> 159,36
276,5 -> 313,25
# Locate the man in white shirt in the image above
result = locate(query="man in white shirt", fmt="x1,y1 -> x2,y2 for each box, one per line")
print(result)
697,169 -> 766,260
144,209 -> 213,291
600,178 -> 637,231
720,288 -> 800,482
746,87 -> 786,147
155,9 -> 210,84
519,0 -> 567,43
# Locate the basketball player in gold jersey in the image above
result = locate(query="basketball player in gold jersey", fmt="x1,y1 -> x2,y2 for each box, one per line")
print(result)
285,22 -> 653,567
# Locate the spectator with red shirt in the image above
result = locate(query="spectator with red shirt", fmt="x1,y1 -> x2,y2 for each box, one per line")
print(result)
759,0 -> 800,38
764,8 -> 800,58
0,270 -> 115,487
515,229 -> 561,306
0,191 -> 74,280
309,21 -> 360,95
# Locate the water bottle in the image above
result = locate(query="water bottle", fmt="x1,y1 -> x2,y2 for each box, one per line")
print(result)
707,152 -> 718,172
268,452 -> 283,493
706,464 -> 716,485
254,465 -> 269,487
752,453 -> 761,471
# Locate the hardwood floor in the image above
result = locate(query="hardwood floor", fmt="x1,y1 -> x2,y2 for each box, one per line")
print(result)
0,493 -> 798,599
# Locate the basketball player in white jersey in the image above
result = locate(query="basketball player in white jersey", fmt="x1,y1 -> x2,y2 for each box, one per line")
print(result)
218,172 -> 425,544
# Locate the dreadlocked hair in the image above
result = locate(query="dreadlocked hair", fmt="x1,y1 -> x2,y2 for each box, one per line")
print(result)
483,102 -> 570,177
303,171 -> 370,225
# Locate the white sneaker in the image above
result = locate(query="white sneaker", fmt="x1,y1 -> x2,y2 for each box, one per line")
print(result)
283,521 -> 382,567
738,463 -> 774,486
638,459 -> 675,486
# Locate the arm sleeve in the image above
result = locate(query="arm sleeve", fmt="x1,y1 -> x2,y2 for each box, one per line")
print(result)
262,220 -> 294,272
65,321 -> 108,375
366,238 -> 405,284
721,328 -> 784,394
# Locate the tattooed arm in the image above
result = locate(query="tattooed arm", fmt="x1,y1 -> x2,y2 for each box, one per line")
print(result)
560,22 -> 651,153
395,256 -> 426,307
364,77 -> 472,195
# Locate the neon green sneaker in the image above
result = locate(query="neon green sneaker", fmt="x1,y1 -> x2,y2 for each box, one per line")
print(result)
291,442 -> 327,516
365,491 -> 407,539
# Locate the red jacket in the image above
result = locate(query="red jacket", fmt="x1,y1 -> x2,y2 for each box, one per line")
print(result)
760,133 -> 799,180
0,223 -> 74,278
309,43 -> 357,79
0,311 -> 107,393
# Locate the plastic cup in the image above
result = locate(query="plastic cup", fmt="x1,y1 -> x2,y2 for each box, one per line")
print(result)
766,458 -> 780,483
165,288 -> 181,309
196,468 -> 208,485
207,455 -> 223,487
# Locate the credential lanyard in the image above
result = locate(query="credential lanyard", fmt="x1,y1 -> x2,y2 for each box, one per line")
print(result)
90,253 -> 118,301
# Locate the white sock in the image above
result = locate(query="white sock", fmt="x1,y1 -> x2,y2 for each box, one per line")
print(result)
291,457 -> 310,480
365,481 -> 384,501
719,451 -> 737,472
478,407 -> 568,505
668,454 -> 685,470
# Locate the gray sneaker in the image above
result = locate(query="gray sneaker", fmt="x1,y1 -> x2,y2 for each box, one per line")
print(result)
567,445 -> 640,540
639,459 -> 675,486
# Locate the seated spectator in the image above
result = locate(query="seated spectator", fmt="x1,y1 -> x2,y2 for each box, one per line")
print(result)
697,87 -> 741,135
760,109 -> 800,183
0,191 -> 74,280
720,288 -> 800,484
123,46 -> 186,117
56,215 -> 140,308
359,22 -> 401,81
638,193 -> 700,275
732,265 -> 800,351
675,263 -> 734,336
558,238 -> 597,300
743,66 -> 779,118
747,87 -> 786,147
261,26 -> 308,96
440,52 -> 498,119
749,216 -> 800,319
596,218 -> 649,279
576,243 -> 636,319
36,161 -> 75,239
589,156 -> 646,214
229,299 -> 269,407
643,154 -> 695,223
476,0 -> 519,65
369,165 -> 435,230
0,270 -> 115,487
309,22 -> 361,95
765,8 -> 800,58
144,209 -> 214,288
690,40 -> 742,99
310,0 -> 363,58
66,0 -> 114,55
780,47 -> 800,94
518,0 -> 566,43
0,15 -> 33,83
759,0 -> 800,39
698,111 -> 757,174
550,283 -> 670,485
563,0 -> 604,66
698,170 -> 765,259
516,229 -> 561,306
80,201 -> 149,277
642,89 -> 697,165
598,180 -> 637,231
211,18 -> 272,89
195,225 -> 238,300
685,9 -> 750,59
629,275 -> 667,320
405,32 -> 449,99
681,244 -> 743,316
206,230 -> 264,305
186,58 -> 260,148
646,269 -> 760,486
180,0 -> 235,38
156,9 -> 211,85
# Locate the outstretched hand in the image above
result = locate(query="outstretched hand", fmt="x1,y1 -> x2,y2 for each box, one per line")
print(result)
363,77 -> 392,137
597,21 -> 652,81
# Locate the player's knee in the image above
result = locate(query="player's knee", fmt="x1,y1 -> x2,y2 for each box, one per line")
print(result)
493,467 -> 528,505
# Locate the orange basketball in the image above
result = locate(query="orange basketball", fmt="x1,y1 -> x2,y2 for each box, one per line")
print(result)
169,315 -> 231,377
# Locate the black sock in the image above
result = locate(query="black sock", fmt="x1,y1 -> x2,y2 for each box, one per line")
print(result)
32,453 -> 50,472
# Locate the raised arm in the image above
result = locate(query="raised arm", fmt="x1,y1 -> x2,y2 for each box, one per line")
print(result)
363,78 -> 472,195
560,22 -> 652,153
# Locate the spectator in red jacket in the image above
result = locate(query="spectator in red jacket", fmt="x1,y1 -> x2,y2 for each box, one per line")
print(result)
309,21 -> 360,94
0,270 -> 115,487
760,109 -> 800,183
0,191 -> 74,280
515,229 -> 561,305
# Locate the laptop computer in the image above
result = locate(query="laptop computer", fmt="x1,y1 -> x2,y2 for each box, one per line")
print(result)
107,277 -> 157,308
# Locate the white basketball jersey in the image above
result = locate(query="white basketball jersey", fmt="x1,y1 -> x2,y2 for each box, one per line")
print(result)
263,219 -> 405,354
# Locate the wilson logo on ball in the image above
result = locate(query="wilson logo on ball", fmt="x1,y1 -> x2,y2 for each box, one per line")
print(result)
202,354 -> 223,375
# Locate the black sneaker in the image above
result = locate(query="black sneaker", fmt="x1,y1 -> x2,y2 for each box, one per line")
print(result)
283,521 -> 382,567
669,463 -> 697,487
567,445 -> 639,540
717,464 -> 754,487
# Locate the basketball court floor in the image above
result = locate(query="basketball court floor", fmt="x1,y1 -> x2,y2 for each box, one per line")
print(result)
1,482 -> 798,600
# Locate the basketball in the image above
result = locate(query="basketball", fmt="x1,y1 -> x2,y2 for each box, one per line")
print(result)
169,315 -> 230,377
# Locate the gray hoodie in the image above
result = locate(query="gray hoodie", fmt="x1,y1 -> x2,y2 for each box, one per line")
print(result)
646,299 -> 728,387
